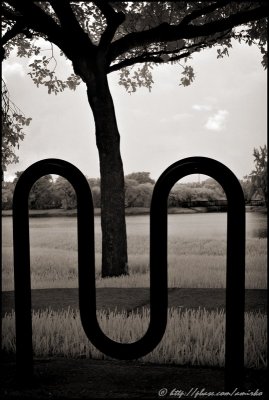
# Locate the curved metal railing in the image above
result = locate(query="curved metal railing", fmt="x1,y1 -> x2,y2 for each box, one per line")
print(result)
12,156 -> 245,389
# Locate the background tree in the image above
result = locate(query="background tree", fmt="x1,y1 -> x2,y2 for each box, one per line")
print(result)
88,178 -> 101,208
169,178 -> 226,206
28,174 -> 55,209
12,170 -> 24,186
125,172 -> 155,207
124,178 -> 140,208
1,180 -> 15,209
249,145 -> 267,206
54,176 -> 77,209
240,177 -> 255,203
1,1 -> 268,276
125,172 -> 155,185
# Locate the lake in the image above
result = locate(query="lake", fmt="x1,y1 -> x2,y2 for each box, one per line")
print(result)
126,212 -> 267,239
1,211 -> 267,243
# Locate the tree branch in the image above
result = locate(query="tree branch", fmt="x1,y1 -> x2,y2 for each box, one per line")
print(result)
108,4 -> 268,62
5,0 -> 64,49
107,30 -> 231,73
107,50 -> 193,73
92,0 -> 119,21
179,0 -> 230,27
1,3 -> 22,22
49,0 -> 94,50
93,1 -> 125,51
2,21 -> 23,44
1,5 -> 30,60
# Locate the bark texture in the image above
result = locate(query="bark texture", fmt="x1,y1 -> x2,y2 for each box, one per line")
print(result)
74,56 -> 128,277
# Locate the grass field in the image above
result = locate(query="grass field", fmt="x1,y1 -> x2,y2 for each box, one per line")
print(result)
2,308 -> 267,369
2,237 -> 267,290
2,230 -> 267,290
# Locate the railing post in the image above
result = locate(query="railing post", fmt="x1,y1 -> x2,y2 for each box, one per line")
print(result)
12,158 -> 96,381
12,158 -> 168,379
150,157 -> 245,390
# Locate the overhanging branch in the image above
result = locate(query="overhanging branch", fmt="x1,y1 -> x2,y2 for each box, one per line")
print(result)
107,50 -> 192,73
93,0 -> 119,21
107,29 -> 231,73
180,0 -> 230,27
1,3 -> 22,22
5,0 -> 64,49
108,4 -> 268,62
93,0 -> 125,51
1,21 -> 25,60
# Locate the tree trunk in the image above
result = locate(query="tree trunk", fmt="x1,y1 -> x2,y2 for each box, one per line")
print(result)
76,57 -> 128,277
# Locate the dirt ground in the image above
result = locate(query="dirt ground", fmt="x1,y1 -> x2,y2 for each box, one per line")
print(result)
0,354 -> 268,399
2,288 -> 267,316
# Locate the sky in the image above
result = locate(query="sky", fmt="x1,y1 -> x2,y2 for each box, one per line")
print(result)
2,38 -> 267,184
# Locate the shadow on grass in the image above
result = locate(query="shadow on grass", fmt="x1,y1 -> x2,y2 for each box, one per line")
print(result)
1,354 -> 268,399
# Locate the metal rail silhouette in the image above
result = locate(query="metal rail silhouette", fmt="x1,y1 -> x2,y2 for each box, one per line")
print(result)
12,156 -> 245,390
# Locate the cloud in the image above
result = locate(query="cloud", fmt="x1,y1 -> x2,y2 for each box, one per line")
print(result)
2,62 -> 25,77
205,110 -> 229,131
192,104 -> 212,111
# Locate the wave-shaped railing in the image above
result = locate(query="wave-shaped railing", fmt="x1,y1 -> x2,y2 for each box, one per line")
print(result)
12,157 -> 245,390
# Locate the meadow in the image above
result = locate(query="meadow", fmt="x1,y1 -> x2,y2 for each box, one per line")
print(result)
1,213 -> 267,290
1,212 -> 267,369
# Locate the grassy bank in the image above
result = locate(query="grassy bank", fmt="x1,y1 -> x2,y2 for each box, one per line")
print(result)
2,236 -> 267,290
2,206 -> 267,218
2,207 -> 198,217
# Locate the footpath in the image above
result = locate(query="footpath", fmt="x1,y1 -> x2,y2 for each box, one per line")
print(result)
2,288 -> 267,316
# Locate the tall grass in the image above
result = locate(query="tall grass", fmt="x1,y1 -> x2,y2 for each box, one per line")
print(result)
2,308 -> 266,369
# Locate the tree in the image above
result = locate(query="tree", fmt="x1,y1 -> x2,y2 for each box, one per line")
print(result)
87,177 -> 101,207
125,172 -> 155,185
125,178 -> 139,207
1,2 -> 268,277
1,79 -> 31,180
240,177 -> 254,203
29,174 -> 55,209
2,180 -> 14,209
249,145 -> 267,206
125,181 -> 154,207
54,175 -> 77,209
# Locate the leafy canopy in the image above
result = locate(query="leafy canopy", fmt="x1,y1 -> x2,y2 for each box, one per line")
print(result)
1,1 -> 268,170
1,79 -> 31,174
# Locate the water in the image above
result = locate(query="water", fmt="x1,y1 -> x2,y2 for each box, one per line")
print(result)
2,211 -> 267,242
124,212 -> 266,239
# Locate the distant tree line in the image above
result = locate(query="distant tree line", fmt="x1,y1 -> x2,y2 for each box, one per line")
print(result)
240,145 -> 267,208
2,146 -> 267,210
2,172 -> 101,210
0,171 -> 261,211
2,170 -> 226,210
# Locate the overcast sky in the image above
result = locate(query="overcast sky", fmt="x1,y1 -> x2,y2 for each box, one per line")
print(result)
2,39 -> 267,183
